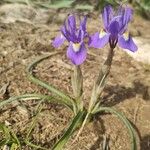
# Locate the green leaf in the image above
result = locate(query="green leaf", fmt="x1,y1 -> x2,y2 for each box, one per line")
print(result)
0,94 -> 52,108
0,93 -> 75,112
10,131 -> 21,148
0,93 -> 76,114
24,103 -> 48,150
75,4 -> 93,10
24,140 -> 48,150
10,143 -> 18,150
27,53 -> 77,113
93,107 -> 137,150
29,0 -> 74,9
41,0 -> 74,9
0,124 -> 20,149
0,124 -> 10,146
52,110 -> 85,150
3,0 -> 28,4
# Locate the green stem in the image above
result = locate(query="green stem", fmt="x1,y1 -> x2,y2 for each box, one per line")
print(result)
71,65 -> 83,111
89,48 -> 114,112
93,107 -> 137,150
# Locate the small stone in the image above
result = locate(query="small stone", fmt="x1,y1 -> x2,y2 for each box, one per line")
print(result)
3,145 -> 9,150
5,120 -> 11,126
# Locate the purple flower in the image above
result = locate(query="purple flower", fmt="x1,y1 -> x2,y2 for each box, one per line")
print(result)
89,5 -> 138,52
52,15 -> 88,65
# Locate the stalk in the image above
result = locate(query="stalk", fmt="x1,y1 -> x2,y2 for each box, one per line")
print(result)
89,47 -> 114,112
71,65 -> 83,111
73,48 -> 114,142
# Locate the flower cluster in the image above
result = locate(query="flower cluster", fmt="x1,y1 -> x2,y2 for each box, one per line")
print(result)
53,5 -> 138,65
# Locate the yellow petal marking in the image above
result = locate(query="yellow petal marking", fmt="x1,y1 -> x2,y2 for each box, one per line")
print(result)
99,29 -> 107,38
72,43 -> 81,52
123,32 -> 129,40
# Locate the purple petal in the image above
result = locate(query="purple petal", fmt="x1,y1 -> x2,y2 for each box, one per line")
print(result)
77,29 -> 84,42
108,20 -> 119,36
118,35 -> 138,52
80,16 -> 87,33
119,7 -> 133,33
61,26 -> 69,41
123,7 -> 133,25
60,15 -> 88,44
68,15 -> 76,31
61,17 -> 77,43
77,16 -> 87,42
89,32 -> 109,48
67,15 -> 78,42
67,42 -> 87,65
52,34 -> 66,48
61,25 -> 75,42
102,5 -> 113,30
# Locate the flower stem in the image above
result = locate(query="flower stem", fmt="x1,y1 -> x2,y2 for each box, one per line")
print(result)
71,65 -> 83,111
89,47 -> 114,112
73,48 -> 115,143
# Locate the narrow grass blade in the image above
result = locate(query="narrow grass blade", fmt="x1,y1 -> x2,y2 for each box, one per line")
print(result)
27,53 -> 77,113
93,107 -> 137,150
0,124 -> 10,146
75,5 -> 93,10
24,140 -> 48,150
10,131 -> 21,148
24,102 -> 48,150
0,94 -> 51,108
52,110 -> 85,150
0,124 -> 21,149
0,94 -> 73,111
10,143 -> 19,150
36,0 -> 74,9
3,0 -> 28,4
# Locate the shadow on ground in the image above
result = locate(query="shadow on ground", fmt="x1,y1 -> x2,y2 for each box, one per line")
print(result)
89,80 -> 149,149
101,81 -> 149,107
141,135 -> 150,150
90,116 -> 110,150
